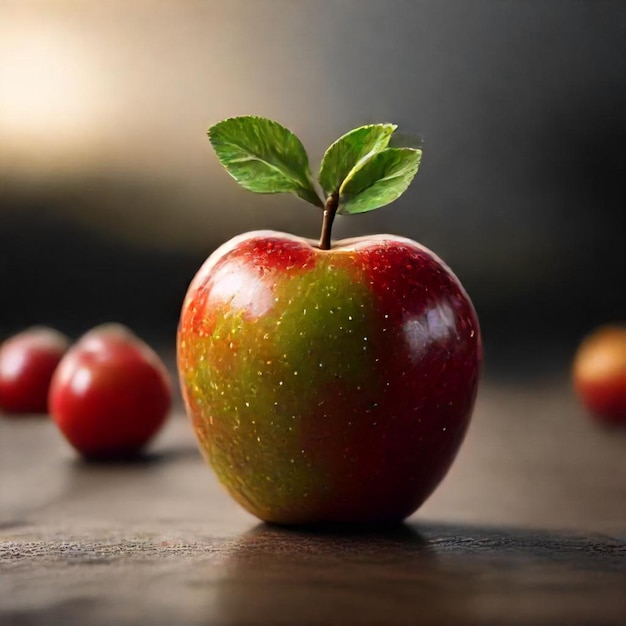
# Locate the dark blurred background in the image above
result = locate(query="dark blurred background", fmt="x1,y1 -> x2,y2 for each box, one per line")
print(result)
1,0 -> 624,377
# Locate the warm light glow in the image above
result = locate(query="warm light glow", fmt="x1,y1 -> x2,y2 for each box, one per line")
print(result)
0,19 -> 106,171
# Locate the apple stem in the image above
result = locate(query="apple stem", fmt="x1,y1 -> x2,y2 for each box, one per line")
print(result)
319,193 -> 339,250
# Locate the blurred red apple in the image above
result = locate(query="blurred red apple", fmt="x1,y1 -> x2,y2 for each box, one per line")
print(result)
49,324 -> 172,458
573,324 -> 626,426
0,327 -> 70,415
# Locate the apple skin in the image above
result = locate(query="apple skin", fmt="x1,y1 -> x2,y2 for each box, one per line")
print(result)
0,327 -> 70,415
178,230 -> 482,524
573,325 -> 626,426
49,324 -> 172,458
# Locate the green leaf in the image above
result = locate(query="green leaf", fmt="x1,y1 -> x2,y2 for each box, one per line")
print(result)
208,116 -> 323,207
318,124 -> 396,196
338,147 -> 422,215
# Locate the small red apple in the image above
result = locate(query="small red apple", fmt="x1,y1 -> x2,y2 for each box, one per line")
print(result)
0,327 -> 70,415
177,117 -> 482,524
573,324 -> 626,426
49,324 -> 172,458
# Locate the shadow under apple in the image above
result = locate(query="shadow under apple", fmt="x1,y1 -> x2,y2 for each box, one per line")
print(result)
193,521 -> 626,626
198,522 -> 467,626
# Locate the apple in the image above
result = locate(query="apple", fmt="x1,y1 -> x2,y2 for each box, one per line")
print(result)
573,324 -> 626,426
49,324 -> 172,458
0,327 -> 70,415
177,117 -> 482,524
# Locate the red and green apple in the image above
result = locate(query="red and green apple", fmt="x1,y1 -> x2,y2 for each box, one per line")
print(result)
178,118 -> 482,524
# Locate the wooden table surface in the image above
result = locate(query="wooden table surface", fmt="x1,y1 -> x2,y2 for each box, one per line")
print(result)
1,377 -> 625,625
